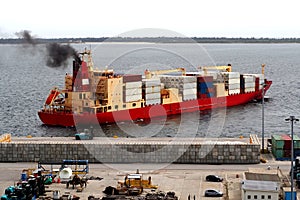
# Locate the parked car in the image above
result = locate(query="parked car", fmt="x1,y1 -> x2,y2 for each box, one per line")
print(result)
204,189 -> 223,197
205,175 -> 223,182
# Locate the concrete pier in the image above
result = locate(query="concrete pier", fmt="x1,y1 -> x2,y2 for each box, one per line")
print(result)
0,137 -> 260,164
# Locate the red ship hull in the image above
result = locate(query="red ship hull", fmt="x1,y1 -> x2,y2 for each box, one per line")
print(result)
38,81 -> 272,127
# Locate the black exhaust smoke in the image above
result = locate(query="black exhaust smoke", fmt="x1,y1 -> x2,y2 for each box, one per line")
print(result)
46,43 -> 81,67
15,30 -> 36,45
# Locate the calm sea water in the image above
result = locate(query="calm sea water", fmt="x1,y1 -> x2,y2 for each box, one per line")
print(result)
1,43 -> 300,138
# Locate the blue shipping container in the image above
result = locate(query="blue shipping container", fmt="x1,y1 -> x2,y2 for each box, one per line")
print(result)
284,191 -> 296,200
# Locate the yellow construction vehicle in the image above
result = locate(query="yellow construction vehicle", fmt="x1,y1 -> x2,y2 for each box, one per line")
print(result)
113,170 -> 158,195
144,68 -> 186,79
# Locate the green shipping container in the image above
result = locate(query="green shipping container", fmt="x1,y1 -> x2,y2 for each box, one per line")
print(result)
293,135 -> 300,149
272,135 -> 286,149
273,149 -> 284,159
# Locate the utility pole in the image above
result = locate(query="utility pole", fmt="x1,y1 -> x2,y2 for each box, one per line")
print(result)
261,64 -> 266,153
285,116 -> 299,200
262,83 -> 265,153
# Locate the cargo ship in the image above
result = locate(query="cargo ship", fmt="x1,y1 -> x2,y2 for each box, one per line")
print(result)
38,49 -> 272,127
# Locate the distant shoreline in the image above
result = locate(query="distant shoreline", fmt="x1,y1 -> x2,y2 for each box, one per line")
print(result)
1,37 -> 300,44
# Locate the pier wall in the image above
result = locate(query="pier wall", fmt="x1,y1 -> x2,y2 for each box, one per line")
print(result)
0,140 -> 260,164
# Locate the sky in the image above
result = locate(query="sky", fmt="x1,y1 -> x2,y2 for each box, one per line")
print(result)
1,0 -> 300,38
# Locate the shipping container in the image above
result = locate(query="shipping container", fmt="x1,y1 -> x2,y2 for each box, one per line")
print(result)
272,134 -> 287,149
183,88 -> 197,96
123,74 -> 142,83
244,82 -> 255,88
124,88 -> 142,96
145,92 -> 161,100
219,72 -> 240,79
227,78 -> 240,84
273,149 -> 285,159
142,79 -> 161,87
283,187 -> 297,200
124,94 -> 142,102
228,83 -> 240,90
145,85 -> 161,93
125,81 -> 142,89
197,76 -> 214,83
294,135 -> 300,149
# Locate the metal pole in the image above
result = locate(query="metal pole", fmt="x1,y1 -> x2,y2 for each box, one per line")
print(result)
262,86 -> 265,153
286,116 -> 299,200
291,119 -> 294,200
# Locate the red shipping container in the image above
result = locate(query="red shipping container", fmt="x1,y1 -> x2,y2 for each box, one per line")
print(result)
123,74 -> 142,83
197,76 -> 213,83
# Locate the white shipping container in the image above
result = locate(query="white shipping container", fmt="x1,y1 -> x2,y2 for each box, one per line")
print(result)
143,79 -> 161,87
228,89 -> 240,95
125,88 -> 142,96
145,85 -> 161,93
145,92 -> 161,100
125,81 -> 142,89
183,88 -> 197,96
243,75 -> 256,83
245,87 -> 255,92
228,78 -> 240,84
244,74 -> 264,84
145,99 -> 160,105
228,83 -> 240,90
220,72 -> 240,79
160,75 -> 196,84
244,82 -> 255,88
183,94 -> 197,101
125,94 -> 142,102
183,82 -> 197,90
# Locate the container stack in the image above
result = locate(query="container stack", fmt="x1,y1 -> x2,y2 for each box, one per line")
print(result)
123,81 -> 142,103
244,74 -> 265,90
123,74 -> 142,103
220,72 -> 240,95
143,79 -> 161,105
240,75 -> 256,93
272,134 -> 300,160
160,76 -> 197,101
197,76 -> 214,99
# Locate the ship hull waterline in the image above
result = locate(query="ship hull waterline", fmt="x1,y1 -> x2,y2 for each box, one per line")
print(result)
38,82 -> 271,127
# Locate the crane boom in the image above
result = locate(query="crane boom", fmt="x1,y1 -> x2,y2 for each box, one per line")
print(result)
199,65 -> 232,74
144,68 -> 186,79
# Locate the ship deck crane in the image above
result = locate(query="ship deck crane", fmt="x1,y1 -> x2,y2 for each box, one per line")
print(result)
144,68 -> 186,79
199,65 -> 232,75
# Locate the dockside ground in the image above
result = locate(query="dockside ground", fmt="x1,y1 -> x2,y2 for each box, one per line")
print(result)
0,152 -> 296,200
